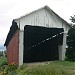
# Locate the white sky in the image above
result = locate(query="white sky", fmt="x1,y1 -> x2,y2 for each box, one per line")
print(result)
0,0 -> 75,47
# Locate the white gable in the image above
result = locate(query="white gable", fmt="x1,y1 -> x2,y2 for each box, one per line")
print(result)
15,6 -> 70,32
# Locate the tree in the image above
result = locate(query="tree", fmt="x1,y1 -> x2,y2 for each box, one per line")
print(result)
0,50 -> 7,58
66,15 -> 75,61
70,15 -> 75,23
0,51 -> 3,57
4,50 -> 7,57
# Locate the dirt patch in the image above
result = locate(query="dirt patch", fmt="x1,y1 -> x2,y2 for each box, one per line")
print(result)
72,70 -> 75,73
70,70 -> 75,75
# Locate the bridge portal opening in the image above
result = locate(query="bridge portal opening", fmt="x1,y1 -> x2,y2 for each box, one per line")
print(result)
23,25 -> 64,63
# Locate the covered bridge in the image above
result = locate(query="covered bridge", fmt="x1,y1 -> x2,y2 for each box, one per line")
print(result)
4,6 -> 70,66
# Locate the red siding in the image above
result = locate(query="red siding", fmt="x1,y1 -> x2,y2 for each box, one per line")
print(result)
7,30 -> 19,65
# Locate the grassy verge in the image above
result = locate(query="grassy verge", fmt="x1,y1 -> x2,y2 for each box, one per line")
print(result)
16,61 -> 75,75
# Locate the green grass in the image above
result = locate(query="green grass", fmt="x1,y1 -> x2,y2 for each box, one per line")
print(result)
0,57 -> 7,67
16,61 -> 75,75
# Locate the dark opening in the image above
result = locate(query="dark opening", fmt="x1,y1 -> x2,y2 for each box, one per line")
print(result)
23,25 -> 64,63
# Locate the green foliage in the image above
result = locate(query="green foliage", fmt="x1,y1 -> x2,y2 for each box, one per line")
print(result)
66,25 -> 75,61
7,63 -> 17,72
0,58 -> 17,75
0,57 -> 7,67
16,61 -> 75,75
0,61 -> 75,75
19,64 -> 27,70
0,51 -> 4,57
70,15 -> 75,23
0,57 -> 7,75
3,50 -> 7,57
0,62 -> 17,75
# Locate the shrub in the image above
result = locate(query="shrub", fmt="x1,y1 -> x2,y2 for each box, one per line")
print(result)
66,26 -> 75,61
7,62 -> 17,72
0,57 -> 7,67
0,62 -> 17,75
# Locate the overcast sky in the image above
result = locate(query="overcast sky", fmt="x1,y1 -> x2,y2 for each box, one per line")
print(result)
0,0 -> 75,50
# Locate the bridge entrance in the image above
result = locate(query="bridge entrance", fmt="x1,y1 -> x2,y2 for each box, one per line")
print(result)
23,25 -> 64,63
